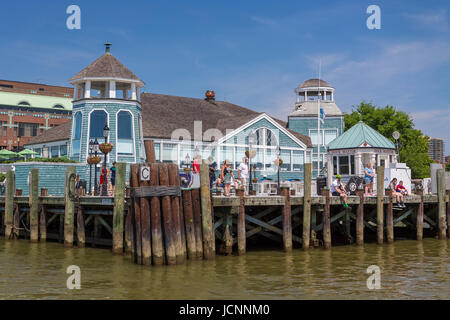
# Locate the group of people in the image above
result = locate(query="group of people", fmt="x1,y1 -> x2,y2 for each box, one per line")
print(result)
331,162 -> 408,208
209,157 -> 250,197
98,161 -> 116,195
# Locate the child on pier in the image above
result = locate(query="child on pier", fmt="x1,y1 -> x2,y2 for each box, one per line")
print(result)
331,174 -> 349,208
389,178 -> 405,208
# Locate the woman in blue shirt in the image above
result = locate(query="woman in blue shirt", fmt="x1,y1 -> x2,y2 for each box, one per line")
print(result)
364,162 -> 375,196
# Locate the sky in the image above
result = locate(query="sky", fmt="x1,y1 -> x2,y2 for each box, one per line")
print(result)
0,0 -> 449,152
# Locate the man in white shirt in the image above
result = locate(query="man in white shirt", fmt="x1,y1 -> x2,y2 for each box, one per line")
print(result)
238,157 -> 249,195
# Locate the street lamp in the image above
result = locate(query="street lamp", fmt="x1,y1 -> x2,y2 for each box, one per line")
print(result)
93,138 -> 99,195
185,153 -> 191,169
89,139 -> 94,195
101,124 -> 110,196
392,131 -> 400,162
248,131 -> 256,194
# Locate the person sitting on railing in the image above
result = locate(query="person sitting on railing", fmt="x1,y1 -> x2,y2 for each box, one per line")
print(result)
396,180 -> 409,197
389,178 -> 405,208
331,174 -> 349,208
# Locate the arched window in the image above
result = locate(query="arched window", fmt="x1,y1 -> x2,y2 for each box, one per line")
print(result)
254,128 -> 278,147
117,111 -> 133,154
89,110 -> 108,139
53,104 -> 65,109
72,112 -> 82,156
18,101 -> 30,106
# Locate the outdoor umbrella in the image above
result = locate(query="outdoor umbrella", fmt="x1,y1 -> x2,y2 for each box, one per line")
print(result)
0,149 -> 18,158
18,149 -> 38,156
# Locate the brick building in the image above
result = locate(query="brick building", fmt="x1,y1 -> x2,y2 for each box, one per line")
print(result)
0,80 -> 73,152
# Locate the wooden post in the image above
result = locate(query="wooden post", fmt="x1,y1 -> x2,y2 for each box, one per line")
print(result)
356,188 -> 364,245
39,206 -> 47,241
76,204 -> 85,247
138,163 -> 152,265
182,189 -> 197,259
29,169 -> 39,242
113,162 -> 126,255
13,204 -> 20,239
280,186 -> 292,252
125,201 -> 132,253
200,160 -> 215,260
321,187 -> 331,249
416,189 -> 424,241
64,166 -> 76,247
4,170 -> 15,239
437,169 -> 447,240
236,188 -> 246,255
303,163 -> 312,249
446,190 -> 450,239
385,188 -> 394,244
376,166 -> 385,245
144,140 -> 156,163
222,207 -> 235,255
192,188 -> 203,258
159,163 -> 177,265
150,163 -> 164,265
130,164 -> 143,264
168,163 -> 184,264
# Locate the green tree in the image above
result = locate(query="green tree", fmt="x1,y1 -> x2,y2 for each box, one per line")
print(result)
446,162 -> 450,172
344,102 -> 432,179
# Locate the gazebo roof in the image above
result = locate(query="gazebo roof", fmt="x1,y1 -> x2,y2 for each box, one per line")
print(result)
328,121 -> 395,150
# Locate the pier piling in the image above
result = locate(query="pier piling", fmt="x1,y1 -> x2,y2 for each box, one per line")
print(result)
76,204 -> 85,247
182,189 -> 197,259
281,186 -> 292,252
356,188 -> 364,245
29,169 -> 39,243
159,163 -> 177,265
437,169 -> 447,240
5,170 -> 15,239
130,164 -> 143,264
386,188 -> 394,244
113,162 -> 126,255
64,166 -> 76,247
321,187 -> 331,249
192,188 -> 203,259
150,163 -> 165,265
416,189 -> 424,241
168,163 -> 184,264
376,166 -> 385,245
138,163 -> 152,265
200,160 -> 215,260
236,188 -> 246,255
303,163 -> 312,250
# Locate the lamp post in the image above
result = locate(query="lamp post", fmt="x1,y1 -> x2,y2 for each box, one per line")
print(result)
88,140 -> 94,195
248,131 -> 256,194
93,138 -> 99,195
101,124 -> 110,196
185,153 -> 191,169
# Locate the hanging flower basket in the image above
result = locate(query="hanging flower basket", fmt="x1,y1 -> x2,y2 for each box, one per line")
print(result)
87,156 -> 101,165
99,143 -> 113,154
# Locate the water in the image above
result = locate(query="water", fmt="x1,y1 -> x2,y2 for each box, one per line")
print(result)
0,239 -> 448,299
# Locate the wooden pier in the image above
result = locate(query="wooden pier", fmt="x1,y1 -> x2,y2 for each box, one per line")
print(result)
0,163 -> 448,267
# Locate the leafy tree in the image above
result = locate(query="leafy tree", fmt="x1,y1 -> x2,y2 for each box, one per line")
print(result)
344,102 -> 432,179
446,162 -> 450,172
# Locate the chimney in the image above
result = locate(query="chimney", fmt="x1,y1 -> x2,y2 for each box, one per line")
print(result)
105,42 -> 112,54
205,90 -> 215,101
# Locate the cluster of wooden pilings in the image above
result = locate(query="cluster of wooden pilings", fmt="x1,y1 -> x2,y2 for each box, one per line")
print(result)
0,158 -> 448,267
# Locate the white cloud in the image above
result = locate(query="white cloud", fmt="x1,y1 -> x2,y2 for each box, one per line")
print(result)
404,10 -> 448,32
250,16 -> 279,28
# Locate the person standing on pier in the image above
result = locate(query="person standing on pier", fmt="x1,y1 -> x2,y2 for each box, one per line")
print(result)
110,162 -> 116,195
220,160 -> 234,197
100,164 -> 108,195
238,157 -> 249,196
364,162 -> 375,196
331,174 -> 349,208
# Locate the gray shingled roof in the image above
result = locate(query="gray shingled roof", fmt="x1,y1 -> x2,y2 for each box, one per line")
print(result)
69,53 -> 142,82
298,78 -> 333,88
26,93 -> 312,148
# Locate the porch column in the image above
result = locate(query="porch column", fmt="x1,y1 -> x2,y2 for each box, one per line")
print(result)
73,85 -> 78,100
109,81 -> 116,98
355,153 -> 362,176
131,83 -> 137,100
84,81 -> 91,99
327,154 -> 333,188
331,91 -> 334,101
305,91 -> 307,101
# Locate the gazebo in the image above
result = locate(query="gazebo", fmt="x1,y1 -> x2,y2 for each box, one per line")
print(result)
326,121 -> 397,188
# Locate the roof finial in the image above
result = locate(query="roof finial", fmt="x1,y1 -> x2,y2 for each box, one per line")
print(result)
104,42 -> 112,54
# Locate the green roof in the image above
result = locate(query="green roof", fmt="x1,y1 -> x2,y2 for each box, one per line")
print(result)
328,121 -> 395,150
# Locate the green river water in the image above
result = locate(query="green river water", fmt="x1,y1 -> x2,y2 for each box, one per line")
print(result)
0,238 -> 448,299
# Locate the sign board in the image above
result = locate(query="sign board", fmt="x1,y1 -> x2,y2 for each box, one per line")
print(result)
140,166 -> 151,182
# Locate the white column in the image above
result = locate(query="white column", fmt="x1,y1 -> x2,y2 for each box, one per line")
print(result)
305,91 -> 307,101
104,82 -> 109,98
73,85 -> 78,100
327,154 -> 333,188
137,86 -> 141,101
84,81 -> 91,99
355,153 -> 362,176
331,91 -> 334,101
109,81 -> 116,98
131,83 -> 137,100
323,90 -> 326,101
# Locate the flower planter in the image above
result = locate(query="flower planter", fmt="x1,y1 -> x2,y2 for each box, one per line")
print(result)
87,156 -> 101,165
99,143 -> 113,154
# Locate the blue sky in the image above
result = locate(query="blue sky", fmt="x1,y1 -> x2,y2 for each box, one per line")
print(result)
0,0 -> 449,151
